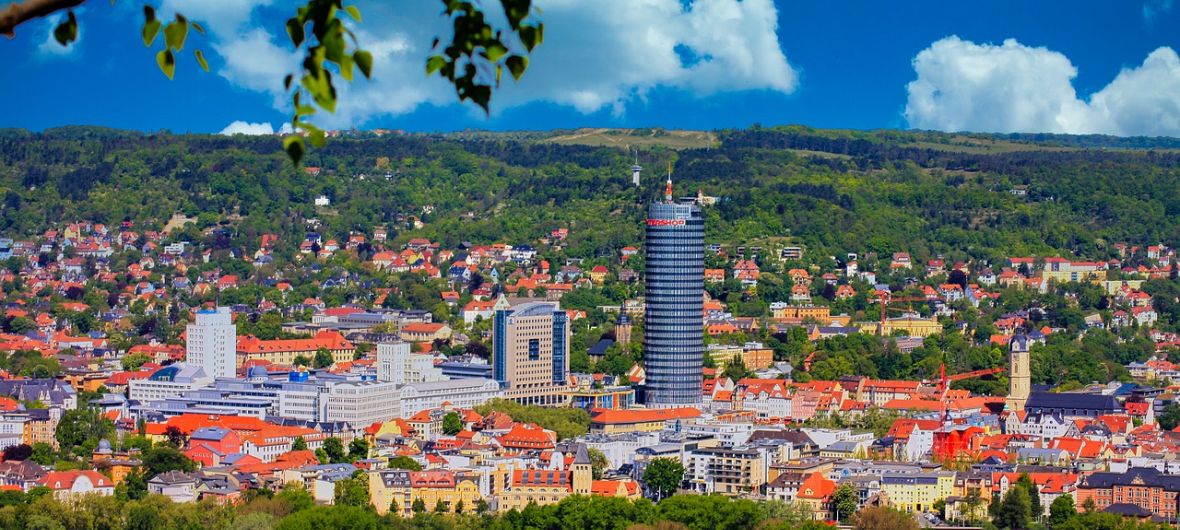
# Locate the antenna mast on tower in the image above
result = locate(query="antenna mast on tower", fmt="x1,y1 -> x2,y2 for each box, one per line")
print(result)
664,162 -> 673,203
630,147 -> 642,187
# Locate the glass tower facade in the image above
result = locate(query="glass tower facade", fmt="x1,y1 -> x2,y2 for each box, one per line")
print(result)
644,201 -> 704,406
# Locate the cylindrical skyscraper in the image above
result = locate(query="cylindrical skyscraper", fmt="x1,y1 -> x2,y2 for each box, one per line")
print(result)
643,181 -> 704,406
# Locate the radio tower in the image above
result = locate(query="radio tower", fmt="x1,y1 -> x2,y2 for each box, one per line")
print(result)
631,147 -> 642,187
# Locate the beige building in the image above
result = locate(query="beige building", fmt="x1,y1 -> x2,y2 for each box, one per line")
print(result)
492,302 -> 570,405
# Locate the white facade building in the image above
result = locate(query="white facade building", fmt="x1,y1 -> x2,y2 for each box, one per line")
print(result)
185,307 -> 236,379
128,364 -> 213,402
376,342 -> 446,385
397,379 -> 502,418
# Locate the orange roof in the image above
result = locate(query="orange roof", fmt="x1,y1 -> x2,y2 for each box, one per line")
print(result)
591,479 -> 639,496
590,407 -> 701,425
796,472 -> 836,500
887,418 -> 941,440
497,423 -> 556,450
236,330 -> 352,353
401,322 -> 446,334
38,470 -> 111,490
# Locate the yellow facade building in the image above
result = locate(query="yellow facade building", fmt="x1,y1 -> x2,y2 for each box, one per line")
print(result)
881,472 -> 955,513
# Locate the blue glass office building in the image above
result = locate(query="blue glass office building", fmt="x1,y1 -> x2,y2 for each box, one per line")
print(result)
644,201 -> 704,406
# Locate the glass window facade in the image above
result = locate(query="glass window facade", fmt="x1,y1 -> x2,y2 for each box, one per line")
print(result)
644,202 -> 704,405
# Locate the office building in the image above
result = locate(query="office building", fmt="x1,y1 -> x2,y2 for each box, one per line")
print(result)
133,368 -> 399,427
492,302 -> 570,405
376,342 -> 445,385
186,307 -> 236,379
643,175 -> 704,406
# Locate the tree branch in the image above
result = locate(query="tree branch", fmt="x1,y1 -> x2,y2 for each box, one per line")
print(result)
1,0 -> 84,38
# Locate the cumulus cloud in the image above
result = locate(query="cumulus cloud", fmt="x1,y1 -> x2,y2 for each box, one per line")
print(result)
904,36 -> 1180,136
185,0 -> 798,128
219,121 -> 278,135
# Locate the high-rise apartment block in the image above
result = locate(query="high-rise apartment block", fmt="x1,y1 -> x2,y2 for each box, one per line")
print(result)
186,307 -> 236,379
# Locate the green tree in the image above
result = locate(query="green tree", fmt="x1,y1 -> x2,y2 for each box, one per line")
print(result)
1049,494 -> 1075,527
994,485 -> 1032,530
588,447 -> 610,479
292,436 -> 307,451
54,407 -> 114,456
121,352 -> 152,371
322,437 -> 346,463
1159,402 -> 1180,430
433,499 -> 447,513
141,445 -> 197,476
388,456 -> 422,471
1015,473 -> 1042,519
642,458 -> 684,500
29,442 -> 55,465
852,506 -> 919,530
832,483 -> 858,523
273,505 -> 380,530
411,497 -> 427,514
347,438 -> 369,461
442,412 -> 463,436
313,348 -> 334,369
293,355 -> 312,368
333,476 -> 369,507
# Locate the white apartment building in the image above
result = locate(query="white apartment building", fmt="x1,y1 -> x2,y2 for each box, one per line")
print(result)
376,342 -> 446,385
185,307 -> 236,379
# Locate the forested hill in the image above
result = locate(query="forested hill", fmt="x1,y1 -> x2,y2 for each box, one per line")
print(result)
1,125 -> 1179,266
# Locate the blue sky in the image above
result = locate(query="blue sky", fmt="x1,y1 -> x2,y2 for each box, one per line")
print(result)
2,0 -> 1178,136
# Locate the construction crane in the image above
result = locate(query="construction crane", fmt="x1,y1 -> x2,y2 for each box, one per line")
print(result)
937,363 -> 1004,398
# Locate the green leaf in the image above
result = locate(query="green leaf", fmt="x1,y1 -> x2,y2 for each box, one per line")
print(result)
156,49 -> 176,79
286,18 -> 304,47
164,18 -> 188,51
354,50 -> 372,78
519,25 -> 538,51
345,5 -> 362,22
53,11 -> 77,46
295,105 -> 317,117
284,74 -> 294,90
194,49 -> 209,72
339,55 -> 354,82
190,21 -> 205,35
142,19 -> 161,47
505,55 -> 528,80
426,55 -> 446,75
143,5 -> 156,23
283,135 -> 304,166
296,122 -> 326,148
484,42 -> 507,63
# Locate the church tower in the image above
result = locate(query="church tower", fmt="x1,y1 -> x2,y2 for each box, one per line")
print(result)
614,314 -> 632,348
570,444 -> 592,495
1005,334 -> 1031,412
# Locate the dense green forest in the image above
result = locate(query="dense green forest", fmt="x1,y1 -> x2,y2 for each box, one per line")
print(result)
1,125 -> 1179,268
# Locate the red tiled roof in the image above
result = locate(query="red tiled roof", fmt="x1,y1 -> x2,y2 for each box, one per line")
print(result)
590,407 -> 701,425
236,330 -> 352,353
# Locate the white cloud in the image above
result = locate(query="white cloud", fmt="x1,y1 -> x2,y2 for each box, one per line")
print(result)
904,36 -> 1180,136
36,12 -> 81,58
191,0 -> 798,128
219,120 -> 277,135
160,0 -> 273,33
1144,0 -> 1173,24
